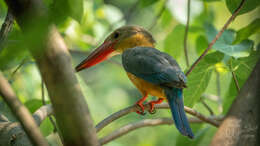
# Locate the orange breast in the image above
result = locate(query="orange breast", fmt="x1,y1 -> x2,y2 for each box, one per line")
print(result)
126,72 -> 166,99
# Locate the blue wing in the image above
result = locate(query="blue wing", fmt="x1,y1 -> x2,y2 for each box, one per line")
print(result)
122,47 -> 187,88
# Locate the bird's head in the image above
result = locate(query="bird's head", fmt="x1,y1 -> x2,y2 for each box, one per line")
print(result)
75,25 -> 155,72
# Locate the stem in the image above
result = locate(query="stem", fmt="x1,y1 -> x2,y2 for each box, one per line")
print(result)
200,98 -> 215,116
229,61 -> 240,92
185,0 -> 246,76
184,0 -> 191,67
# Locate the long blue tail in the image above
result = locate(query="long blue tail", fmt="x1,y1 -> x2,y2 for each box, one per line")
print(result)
164,87 -> 194,138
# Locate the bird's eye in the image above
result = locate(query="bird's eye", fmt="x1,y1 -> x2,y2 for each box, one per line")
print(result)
113,32 -> 119,39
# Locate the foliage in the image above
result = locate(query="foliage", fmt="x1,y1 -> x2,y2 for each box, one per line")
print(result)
0,0 -> 259,145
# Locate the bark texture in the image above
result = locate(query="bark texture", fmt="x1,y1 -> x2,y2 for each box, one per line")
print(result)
211,59 -> 260,146
4,0 -> 100,145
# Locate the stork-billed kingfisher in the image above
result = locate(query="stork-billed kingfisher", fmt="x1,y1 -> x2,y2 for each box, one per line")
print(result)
75,26 -> 194,138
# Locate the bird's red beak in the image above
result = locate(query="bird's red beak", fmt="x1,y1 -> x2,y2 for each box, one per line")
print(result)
75,41 -> 117,72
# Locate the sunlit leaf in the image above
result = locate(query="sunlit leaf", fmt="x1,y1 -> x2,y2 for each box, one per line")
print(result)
205,24 -> 253,58
184,52 -> 224,107
234,18 -> 260,44
164,24 -> 185,59
225,0 -> 260,15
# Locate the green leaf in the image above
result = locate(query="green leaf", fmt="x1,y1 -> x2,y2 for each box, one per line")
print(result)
68,0 -> 83,23
200,0 -> 221,2
225,0 -> 260,15
140,0 -> 159,8
205,24 -> 253,58
184,52 -> 224,107
223,50 -> 260,113
195,35 -> 208,55
164,24 -> 185,59
24,99 -> 42,113
51,0 -> 83,23
234,18 -> 260,44
160,8 -> 173,28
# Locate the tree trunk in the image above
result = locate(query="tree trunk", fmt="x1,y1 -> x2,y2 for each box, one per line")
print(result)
211,59 -> 260,146
4,0 -> 100,145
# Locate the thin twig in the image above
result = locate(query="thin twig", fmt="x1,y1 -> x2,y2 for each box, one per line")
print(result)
11,58 -> 27,78
229,61 -> 240,92
185,0 -> 246,76
96,102 -> 220,132
183,0 -> 191,67
148,0 -> 167,30
0,9 -> 14,53
200,98 -> 215,116
41,79 -> 58,132
99,116 -> 223,145
0,72 -> 48,146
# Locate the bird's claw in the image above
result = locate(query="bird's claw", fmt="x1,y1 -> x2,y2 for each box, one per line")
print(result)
148,102 -> 156,114
149,108 -> 156,114
136,103 -> 146,115
136,110 -> 146,115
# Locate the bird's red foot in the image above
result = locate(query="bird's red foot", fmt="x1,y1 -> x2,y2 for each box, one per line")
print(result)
135,94 -> 148,115
148,98 -> 164,114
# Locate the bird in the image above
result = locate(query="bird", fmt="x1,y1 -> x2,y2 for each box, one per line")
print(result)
75,25 -> 194,138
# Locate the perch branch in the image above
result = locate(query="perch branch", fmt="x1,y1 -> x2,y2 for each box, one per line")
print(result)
0,72 -> 48,146
183,0 -> 191,67
185,0 -> 246,76
100,116 -> 223,145
96,102 -> 220,132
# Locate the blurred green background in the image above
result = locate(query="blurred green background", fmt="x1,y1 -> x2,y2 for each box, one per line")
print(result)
0,0 -> 259,145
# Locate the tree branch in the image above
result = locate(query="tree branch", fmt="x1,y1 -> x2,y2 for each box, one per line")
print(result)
4,0 -> 100,145
0,104 -> 52,146
100,116 -> 222,145
96,102 -> 220,133
183,0 -> 191,67
33,104 -> 53,126
185,0 -> 246,76
0,9 -> 14,53
0,72 -> 48,146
